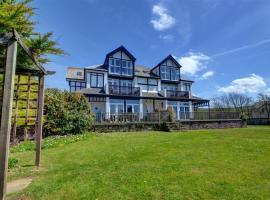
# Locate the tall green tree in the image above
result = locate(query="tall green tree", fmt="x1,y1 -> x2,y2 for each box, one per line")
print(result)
0,0 -> 65,68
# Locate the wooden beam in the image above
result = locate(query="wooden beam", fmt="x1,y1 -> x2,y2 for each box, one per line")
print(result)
35,75 -> 45,167
0,33 -> 13,45
24,74 -> 31,141
12,30 -> 47,75
0,38 -> 17,200
11,75 -> 21,144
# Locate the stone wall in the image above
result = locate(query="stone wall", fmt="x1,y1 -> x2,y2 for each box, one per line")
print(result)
92,119 -> 246,133
181,119 -> 246,130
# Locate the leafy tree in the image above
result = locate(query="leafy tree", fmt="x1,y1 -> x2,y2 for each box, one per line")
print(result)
0,0 -> 65,68
44,89 -> 93,136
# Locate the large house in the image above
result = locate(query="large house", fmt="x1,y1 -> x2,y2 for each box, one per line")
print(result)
66,46 -> 209,120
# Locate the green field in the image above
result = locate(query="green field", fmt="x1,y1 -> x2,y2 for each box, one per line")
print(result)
8,126 -> 270,199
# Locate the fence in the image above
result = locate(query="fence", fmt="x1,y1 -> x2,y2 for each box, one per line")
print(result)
93,111 -> 240,124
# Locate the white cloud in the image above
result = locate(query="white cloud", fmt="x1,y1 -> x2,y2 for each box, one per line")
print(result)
201,70 -> 215,80
151,4 -> 175,31
265,88 -> 270,95
218,74 -> 266,93
177,52 -> 211,75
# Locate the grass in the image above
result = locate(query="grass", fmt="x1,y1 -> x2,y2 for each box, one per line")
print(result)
8,126 -> 270,199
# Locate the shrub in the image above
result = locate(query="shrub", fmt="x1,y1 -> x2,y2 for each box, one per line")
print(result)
167,107 -> 176,122
44,89 -> 93,136
8,157 -> 18,169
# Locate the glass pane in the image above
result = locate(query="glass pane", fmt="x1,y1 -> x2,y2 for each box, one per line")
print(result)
118,105 -> 124,113
127,105 -> 132,113
110,105 -> 116,113
122,60 -> 126,67
116,59 -> 121,66
116,66 -> 120,74
134,105 -> 139,113
138,78 -> 147,84
148,79 -> 157,85
91,74 -> 97,87
70,81 -> 75,86
98,75 -> 103,87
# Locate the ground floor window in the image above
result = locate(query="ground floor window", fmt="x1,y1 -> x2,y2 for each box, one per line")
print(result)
126,99 -> 139,113
167,101 -> 191,120
109,99 -> 139,113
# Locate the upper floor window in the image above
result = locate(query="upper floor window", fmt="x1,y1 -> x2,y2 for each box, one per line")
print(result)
160,65 -> 179,81
108,79 -> 132,87
161,84 -> 177,91
183,83 -> 191,92
109,58 -> 121,74
70,81 -> 86,92
76,71 -> 82,76
87,72 -> 104,88
109,58 -> 132,76
138,77 -> 158,92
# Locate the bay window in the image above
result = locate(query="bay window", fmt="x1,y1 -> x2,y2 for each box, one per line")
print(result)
87,72 -> 104,88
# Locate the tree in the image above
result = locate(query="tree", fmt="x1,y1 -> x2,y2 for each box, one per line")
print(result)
44,89 -> 93,136
257,93 -> 270,119
0,0 -> 65,68
211,93 -> 253,114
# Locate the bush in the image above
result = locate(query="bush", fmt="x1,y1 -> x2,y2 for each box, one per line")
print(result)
44,89 -> 93,136
8,157 -> 18,169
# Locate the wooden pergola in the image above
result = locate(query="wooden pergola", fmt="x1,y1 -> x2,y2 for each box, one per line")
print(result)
0,30 -> 51,200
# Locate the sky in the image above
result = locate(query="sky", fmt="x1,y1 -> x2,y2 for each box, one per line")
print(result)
31,0 -> 270,98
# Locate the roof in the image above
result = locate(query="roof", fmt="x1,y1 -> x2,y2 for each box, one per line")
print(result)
142,92 -> 164,98
135,65 -> 159,78
191,95 -> 209,102
85,64 -> 107,72
78,88 -> 105,95
105,46 -> 136,63
151,54 -> 182,72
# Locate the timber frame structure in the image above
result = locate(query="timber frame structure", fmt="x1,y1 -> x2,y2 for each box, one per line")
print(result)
0,30 -> 52,200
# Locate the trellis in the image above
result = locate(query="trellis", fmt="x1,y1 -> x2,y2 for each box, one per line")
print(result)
0,30 -> 52,200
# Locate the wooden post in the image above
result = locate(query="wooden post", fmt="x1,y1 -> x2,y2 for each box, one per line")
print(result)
24,74 -> 31,141
35,75 -> 45,167
0,38 -> 17,200
11,75 -> 21,144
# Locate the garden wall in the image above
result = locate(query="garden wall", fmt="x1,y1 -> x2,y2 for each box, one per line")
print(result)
92,119 -> 246,133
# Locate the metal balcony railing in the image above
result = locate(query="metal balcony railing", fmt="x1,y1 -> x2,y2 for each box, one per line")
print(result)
109,86 -> 140,96
166,90 -> 189,98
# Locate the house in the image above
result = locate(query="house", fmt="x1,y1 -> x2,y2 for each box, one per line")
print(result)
66,46 -> 209,121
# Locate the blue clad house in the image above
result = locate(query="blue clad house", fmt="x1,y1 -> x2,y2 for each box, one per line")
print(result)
66,46 -> 209,120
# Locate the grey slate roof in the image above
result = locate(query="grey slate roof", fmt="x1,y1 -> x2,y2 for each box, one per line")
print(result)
142,92 -> 164,98
134,65 -> 159,78
85,64 -> 107,71
78,88 -> 105,95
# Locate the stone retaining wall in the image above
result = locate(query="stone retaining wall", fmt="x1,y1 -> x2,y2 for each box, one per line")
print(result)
92,119 -> 246,133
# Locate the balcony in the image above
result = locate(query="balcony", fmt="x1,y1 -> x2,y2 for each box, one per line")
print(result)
166,90 -> 189,99
109,86 -> 140,96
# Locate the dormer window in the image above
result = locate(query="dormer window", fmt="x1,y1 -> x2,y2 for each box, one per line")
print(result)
183,83 -> 191,92
160,65 -> 179,81
109,58 -> 121,74
121,60 -> 132,76
109,58 -> 132,76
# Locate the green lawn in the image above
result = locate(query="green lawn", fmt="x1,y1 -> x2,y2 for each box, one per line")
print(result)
9,126 -> 270,200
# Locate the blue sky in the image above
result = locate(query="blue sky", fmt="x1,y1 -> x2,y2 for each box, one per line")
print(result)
32,0 -> 270,98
